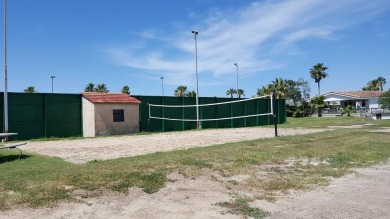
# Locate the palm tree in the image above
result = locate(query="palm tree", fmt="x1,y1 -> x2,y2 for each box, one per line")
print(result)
271,78 -> 288,99
94,83 -> 109,93
370,79 -> 381,91
121,85 -> 130,95
310,95 -> 326,117
24,86 -> 37,93
310,63 -> 328,96
362,77 -> 387,91
256,85 -> 272,96
226,88 -> 237,98
342,105 -> 355,116
377,76 -> 386,91
186,91 -> 196,97
363,79 -> 380,91
174,86 -> 187,97
237,89 -> 245,98
85,83 -> 95,92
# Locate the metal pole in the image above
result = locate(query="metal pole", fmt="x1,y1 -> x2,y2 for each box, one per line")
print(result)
51,76 -> 55,93
160,77 -> 164,96
160,76 -> 165,131
272,93 -> 278,137
192,30 -> 200,129
4,0 -> 9,139
234,63 -> 238,98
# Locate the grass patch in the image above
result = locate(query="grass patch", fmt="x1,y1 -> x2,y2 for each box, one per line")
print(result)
0,117 -> 390,211
328,152 -> 353,168
216,196 -> 270,219
280,116 -> 375,128
182,159 -> 213,168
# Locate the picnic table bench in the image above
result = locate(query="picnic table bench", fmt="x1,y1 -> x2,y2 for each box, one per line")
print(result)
0,133 -> 27,158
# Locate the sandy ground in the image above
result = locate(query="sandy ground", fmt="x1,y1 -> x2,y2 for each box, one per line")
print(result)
23,127 -> 329,164
4,162 -> 390,219
264,163 -> 390,219
3,126 -> 390,218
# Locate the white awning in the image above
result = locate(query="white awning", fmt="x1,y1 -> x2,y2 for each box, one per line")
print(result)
324,97 -> 345,102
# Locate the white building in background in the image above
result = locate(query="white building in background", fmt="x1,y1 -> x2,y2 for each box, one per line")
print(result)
322,91 -> 388,120
322,91 -> 383,111
82,92 -> 141,137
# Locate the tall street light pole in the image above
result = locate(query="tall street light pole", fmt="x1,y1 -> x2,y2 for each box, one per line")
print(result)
192,30 -> 200,129
234,63 -> 238,98
51,76 -> 55,93
3,0 -> 8,138
160,76 -> 164,96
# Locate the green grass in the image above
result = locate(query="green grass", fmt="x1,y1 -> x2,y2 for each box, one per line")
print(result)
216,196 -> 270,219
280,116 -> 390,128
1,117 -> 390,217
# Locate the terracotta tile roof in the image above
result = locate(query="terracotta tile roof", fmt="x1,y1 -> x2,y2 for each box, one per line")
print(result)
82,92 -> 141,104
324,91 -> 384,99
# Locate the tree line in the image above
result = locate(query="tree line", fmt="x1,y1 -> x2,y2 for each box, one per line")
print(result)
173,86 -> 196,97
23,84 -> 131,94
22,63 -> 387,102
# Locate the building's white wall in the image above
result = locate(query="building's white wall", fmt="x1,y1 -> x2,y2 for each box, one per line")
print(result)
82,98 -> 96,137
324,94 -> 380,109
94,103 -> 139,136
368,97 -> 380,109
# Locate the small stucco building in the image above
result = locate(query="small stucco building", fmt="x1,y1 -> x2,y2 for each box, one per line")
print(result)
82,92 -> 141,137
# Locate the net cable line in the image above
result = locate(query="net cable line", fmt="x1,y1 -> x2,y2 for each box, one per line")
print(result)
148,94 -> 274,122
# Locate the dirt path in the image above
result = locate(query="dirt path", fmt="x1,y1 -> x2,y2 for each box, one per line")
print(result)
263,162 -> 390,218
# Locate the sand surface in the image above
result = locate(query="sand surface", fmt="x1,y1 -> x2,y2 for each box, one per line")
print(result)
23,127 -> 328,164
3,126 -> 390,218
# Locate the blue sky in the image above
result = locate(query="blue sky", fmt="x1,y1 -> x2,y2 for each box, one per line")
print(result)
1,0 -> 390,97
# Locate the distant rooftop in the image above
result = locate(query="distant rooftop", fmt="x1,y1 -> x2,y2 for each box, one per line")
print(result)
324,91 -> 384,99
82,92 -> 141,104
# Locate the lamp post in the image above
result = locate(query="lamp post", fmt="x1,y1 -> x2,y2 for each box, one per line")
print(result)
191,30 -> 200,129
50,76 -> 55,93
3,0 -> 8,138
234,63 -> 238,98
160,76 -> 164,96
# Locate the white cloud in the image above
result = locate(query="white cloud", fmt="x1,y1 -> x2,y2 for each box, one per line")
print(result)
139,30 -> 157,39
102,0 -> 390,87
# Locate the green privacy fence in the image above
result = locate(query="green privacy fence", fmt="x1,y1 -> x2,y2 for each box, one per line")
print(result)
0,92 -> 82,140
133,95 -> 286,132
0,93 -> 284,139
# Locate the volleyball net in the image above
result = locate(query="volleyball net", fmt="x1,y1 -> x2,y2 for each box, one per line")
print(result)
148,94 -> 274,122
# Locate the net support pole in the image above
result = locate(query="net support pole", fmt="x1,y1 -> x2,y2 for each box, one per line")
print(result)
272,93 -> 278,137
147,103 -> 150,132
192,30 -> 201,130
161,97 -> 165,132
3,0 -> 9,142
